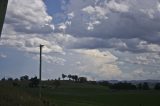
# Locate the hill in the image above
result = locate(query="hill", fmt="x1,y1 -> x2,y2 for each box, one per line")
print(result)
0,80 -> 160,106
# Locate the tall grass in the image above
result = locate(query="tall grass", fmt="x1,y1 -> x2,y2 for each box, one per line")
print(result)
0,81 -> 160,106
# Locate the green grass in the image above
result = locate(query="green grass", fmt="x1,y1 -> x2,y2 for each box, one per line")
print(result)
0,81 -> 160,106
0,81 -> 54,106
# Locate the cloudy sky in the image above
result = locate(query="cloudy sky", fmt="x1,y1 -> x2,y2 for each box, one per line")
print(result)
1,0 -> 160,80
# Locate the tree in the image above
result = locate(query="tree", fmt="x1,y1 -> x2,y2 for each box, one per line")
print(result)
8,77 -> 13,81
20,75 -> 29,81
99,81 -> 110,86
1,77 -> 5,81
109,82 -> 137,90
154,83 -> 160,90
74,75 -> 78,82
68,74 -> 72,80
58,77 -> 61,80
29,76 -> 39,87
70,75 -> 78,81
14,78 -> 19,81
142,82 -> 150,90
62,74 -> 67,80
137,83 -> 142,90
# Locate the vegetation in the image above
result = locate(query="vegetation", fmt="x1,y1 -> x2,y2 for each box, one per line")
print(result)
0,75 -> 160,106
154,83 -> 160,90
0,79 -> 55,106
29,76 -> 39,87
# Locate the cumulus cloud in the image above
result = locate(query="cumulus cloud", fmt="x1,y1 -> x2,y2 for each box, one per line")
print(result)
1,0 -> 65,65
1,0 -> 160,80
5,0 -> 54,34
74,49 -> 118,62
0,35 -> 64,54
33,54 -> 66,65
137,41 -> 160,52
122,53 -> 160,66
59,0 -> 160,54
73,49 -> 122,80
107,0 -> 129,12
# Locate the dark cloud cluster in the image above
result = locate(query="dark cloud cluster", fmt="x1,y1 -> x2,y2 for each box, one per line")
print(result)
62,0 -> 160,53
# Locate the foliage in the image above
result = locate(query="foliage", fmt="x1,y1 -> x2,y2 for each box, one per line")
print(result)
29,76 -> 39,87
1,77 -> 5,81
20,75 -> 29,81
142,82 -> 150,90
154,83 -> 160,90
137,83 -> 142,90
62,74 -> 79,82
8,77 -> 13,81
98,81 -> 110,86
109,82 -> 137,90
62,74 -> 67,80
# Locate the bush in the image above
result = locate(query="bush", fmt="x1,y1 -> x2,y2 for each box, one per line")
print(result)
109,82 -> 137,90
29,76 -> 39,87
142,82 -> 150,90
53,79 -> 61,89
154,83 -> 160,90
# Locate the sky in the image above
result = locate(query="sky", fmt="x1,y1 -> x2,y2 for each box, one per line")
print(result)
1,0 -> 160,80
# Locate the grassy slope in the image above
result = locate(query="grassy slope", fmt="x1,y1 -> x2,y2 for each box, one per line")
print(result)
0,81 -> 160,106
35,81 -> 160,106
0,81 -> 54,106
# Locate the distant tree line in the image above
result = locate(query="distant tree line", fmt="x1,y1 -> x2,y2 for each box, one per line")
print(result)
154,83 -> 160,90
98,81 -> 160,90
0,75 -> 39,88
61,74 -> 87,83
0,74 -> 88,89
1,75 -> 160,90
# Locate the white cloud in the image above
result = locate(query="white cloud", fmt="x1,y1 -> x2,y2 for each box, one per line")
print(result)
81,4 -> 109,30
24,37 -> 63,54
0,53 -> 7,58
1,0 -> 160,80
1,0 -> 67,66
60,0 -> 160,54
137,41 -> 160,52
33,54 -> 65,65
107,0 -> 129,12
157,2 -> 160,11
82,5 -> 96,14
57,23 -> 67,31
0,35 -> 64,54
73,49 -> 122,80
140,9 -> 155,19
67,12 -> 75,19
5,0 -> 54,33
48,33 -> 77,48
74,49 -> 118,62
61,0 -> 129,32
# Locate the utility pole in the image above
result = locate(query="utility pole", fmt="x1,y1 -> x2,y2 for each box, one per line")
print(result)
39,44 -> 44,81
39,44 -> 44,99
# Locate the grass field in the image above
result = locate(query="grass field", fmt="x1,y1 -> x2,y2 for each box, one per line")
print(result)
0,81 -> 160,106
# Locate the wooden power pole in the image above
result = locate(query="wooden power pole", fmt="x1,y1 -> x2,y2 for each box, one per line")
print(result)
39,44 -> 44,99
